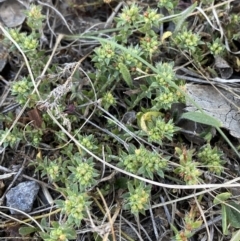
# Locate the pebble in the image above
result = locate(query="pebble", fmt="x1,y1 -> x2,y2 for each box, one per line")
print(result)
6,181 -> 40,214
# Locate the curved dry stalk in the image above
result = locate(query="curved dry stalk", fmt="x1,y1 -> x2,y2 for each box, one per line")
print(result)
0,206 -> 44,231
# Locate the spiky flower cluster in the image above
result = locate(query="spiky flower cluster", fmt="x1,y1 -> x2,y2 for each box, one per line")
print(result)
140,33 -> 160,59
197,144 -> 225,174
143,7 -> 161,27
0,128 -> 21,148
121,146 -> 168,178
26,4 -> 45,29
11,78 -> 32,94
11,78 -> 34,105
57,190 -> 90,226
154,62 -> 175,86
231,14 -> 240,24
46,162 -> 60,182
117,3 -> 141,27
102,92 -> 116,110
68,156 -> 98,189
124,182 -> 151,215
40,221 -> 76,241
175,29 -> 201,52
153,89 -> 175,110
119,45 -> 143,71
174,212 -> 202,241
75,134 -> 98,154
208,38 -> 225,56
9,28 -> 38,52
174,147 -> 202,185
147,118 -> 178,144
93,43 -> 115,64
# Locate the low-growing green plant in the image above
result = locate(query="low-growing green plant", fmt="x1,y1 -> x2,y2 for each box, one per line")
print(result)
120,145 -> 168,179
6,4 -> 45,76
2,1 -> 239,240
8,28 -> 38,53
140,33 -> 160,59
56,185 -> 91,226
0,127 -> 22,148
23,124 -> 43,146
174,147 -> 202,185
214,192 -> 240,236
11,77 -> 34,105
123,181 -> 151,215
158,0 -> 178,13
101,91 -> 117,110
0,4 -> 48,152
4,4 -> 50,110
67,156 -> 99,189
25,4 -> 45,30
35,155 -> 67,182
208,38 -> 225,56
146,117 -> 179,144
115,3 -> 161,42
197,144 -> 225,174
173,27 -> 202,53
75,133 -> 99,155
172,203 -> 202,241
39,221 -> 77,241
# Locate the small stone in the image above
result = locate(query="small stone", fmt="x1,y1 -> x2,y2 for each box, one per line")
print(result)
6,181 -> 40,214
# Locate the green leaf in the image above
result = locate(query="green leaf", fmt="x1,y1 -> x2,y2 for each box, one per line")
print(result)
161,31 -> 172,43
214,192 -> 232,205
138,111 -> 162,132
222,204 -> 228,235
119,62 -> 133,87
128,143 -> 137,154
19,227 -> 38,236
157,169 -> 164,178
55,199 -> 64,208
39,232 -> 49,239
191,220 -> 202,229
174,2 -> 197,32
51,221 -> 59,228
231,230 -> 240,241
170,223 -> 179,235
181,112 -> 222,128
226,201 -> 240,228
127,182 -> 135,193
40,217 -> 47,228
66,228 -> 77,239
